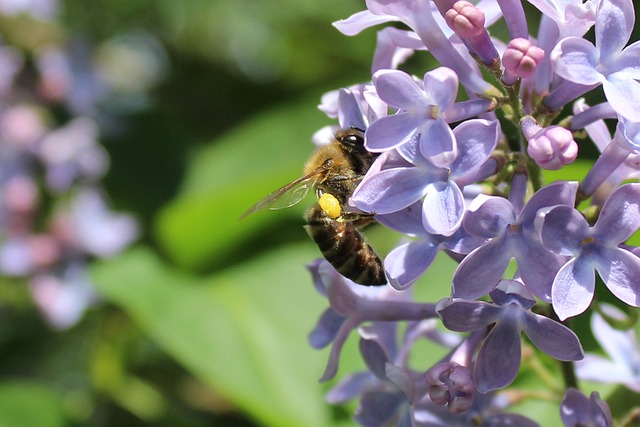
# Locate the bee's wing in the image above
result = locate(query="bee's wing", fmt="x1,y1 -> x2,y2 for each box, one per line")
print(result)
240,168 -> 327,219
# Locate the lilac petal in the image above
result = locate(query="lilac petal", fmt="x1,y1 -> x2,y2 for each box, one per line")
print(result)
452,237 -> 512,299
384,238 -> 438,290
372,28 -> 417,73
589,392 -> 613,427
514,236 -> 565,302
355,391 -> 406,427
602,73 -> 640,122
326,371 -> 375,404
376,202 -> 425,235
309,308 -> 345,349
333,10 -> 397,36
352,167 -> 428,214
450,119 -> 500,179
475,321 -> 522,392
595,247 -> 640,307
540,206 -> 589,255
366,113 -> 419,151
438,300 -> 502,331
552,37 -> 602,85
595,0 -> 634,61
616,41 -> 640,79
422,67 -> 458,108
419,118 -> 456,168
560,389 -> 590,427
463,195 -> 515,239
360,338 -> 391,380
337,89 -> 367,131
593,183 -> 640,243
521,312 -> 584,361
552,257 -> 595,320
518,181 -> 578,227
374,69 -> 427,109
320,317 -> 359,382
422,181 -> 465,237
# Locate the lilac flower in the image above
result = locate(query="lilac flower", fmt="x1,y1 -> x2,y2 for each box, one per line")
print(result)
439,280 -> 584,392
539,183 -> 640,320
353,119 -> 500,237
29,264 -> 98,329
366,67 -> 461,166
37,117 -> 109,192
307,260 -> 437,382
526,0 -> 596,38
452,180 -> 578,301
560,389 -> 612,427
575,303 -> 640,392
551,0 -> 640,121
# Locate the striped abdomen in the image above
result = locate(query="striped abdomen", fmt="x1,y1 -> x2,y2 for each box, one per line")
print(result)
305,205 -> 386,286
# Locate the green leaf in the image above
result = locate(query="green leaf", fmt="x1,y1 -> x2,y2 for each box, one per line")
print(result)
0,381 -> 66,427
91,244 -> 335,427
154,96 -> 330,270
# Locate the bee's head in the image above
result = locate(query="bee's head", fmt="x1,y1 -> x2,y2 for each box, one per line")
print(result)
337,127 -> 365,149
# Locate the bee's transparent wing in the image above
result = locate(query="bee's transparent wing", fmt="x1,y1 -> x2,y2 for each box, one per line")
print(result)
239,169 -> 325,219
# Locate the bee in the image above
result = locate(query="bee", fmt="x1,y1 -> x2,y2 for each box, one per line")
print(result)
241,128 -> 387,286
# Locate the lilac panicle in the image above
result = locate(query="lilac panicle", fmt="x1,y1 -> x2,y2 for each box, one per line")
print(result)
306,0 -> 640,423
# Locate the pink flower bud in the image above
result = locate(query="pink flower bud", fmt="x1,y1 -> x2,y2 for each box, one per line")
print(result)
502,38 -> 545,85
522,117 -> 578,170
444,1 -> 485,39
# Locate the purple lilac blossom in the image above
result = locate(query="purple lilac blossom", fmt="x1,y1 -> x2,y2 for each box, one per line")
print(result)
539,183 -> 640,320
439,280 -> 583,392
452,180 -> 578,301
551,0 -> 640,121
0,11 -> 150,328
353,118 -> 500,237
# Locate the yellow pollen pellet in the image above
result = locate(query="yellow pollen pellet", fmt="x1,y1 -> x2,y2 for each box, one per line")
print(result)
319,193 -> 342,219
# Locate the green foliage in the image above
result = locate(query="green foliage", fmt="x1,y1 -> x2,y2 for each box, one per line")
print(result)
154,96 -> 330,271
0,382 -> 66,427
92,245 -> 336,427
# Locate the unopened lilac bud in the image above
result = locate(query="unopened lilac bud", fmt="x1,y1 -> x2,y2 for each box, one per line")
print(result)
445,1 -> 485,38
442,1 -> 498,65
426,362 -> 475,413
522,116 -> 577,170
502,38 -> 544,85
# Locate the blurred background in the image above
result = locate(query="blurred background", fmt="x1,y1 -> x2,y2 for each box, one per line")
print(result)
0,0 -> 397,426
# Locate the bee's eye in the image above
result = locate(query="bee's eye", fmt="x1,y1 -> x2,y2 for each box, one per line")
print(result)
341,133 -> 364,146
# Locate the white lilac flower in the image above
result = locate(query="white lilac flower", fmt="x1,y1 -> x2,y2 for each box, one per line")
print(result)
575,303 -> 640,392
539,183 -> 640,320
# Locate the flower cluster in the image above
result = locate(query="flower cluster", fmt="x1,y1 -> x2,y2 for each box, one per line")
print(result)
306,0 -> 640,425
0,4 -> 164,328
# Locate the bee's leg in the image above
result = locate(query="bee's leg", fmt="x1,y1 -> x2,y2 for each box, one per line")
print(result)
338,211 -> 376,228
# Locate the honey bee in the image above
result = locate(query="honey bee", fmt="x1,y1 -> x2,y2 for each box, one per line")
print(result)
241,128 -> 387,286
